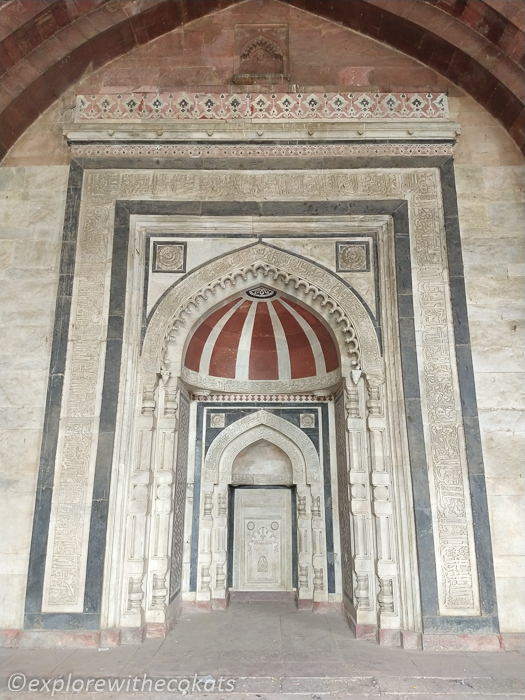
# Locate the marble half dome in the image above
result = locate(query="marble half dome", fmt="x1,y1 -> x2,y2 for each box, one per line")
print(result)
181,287 -> 341,392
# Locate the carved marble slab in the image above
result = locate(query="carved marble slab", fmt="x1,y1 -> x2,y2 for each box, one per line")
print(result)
233,488 -> 292,591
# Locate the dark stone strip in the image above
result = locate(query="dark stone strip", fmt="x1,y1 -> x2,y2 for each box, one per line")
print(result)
189,404 -> 205,592
24,612 -> 100,631
75,155 -> 451,172
227,486 -> 235,590
83,203 -> 130,615
395,223 -> 441,623
321,403 -> 336,594
25,161 -> 84,620
440,159 -> 499,630
291,487 -> 298,590
422,614 -> 500,635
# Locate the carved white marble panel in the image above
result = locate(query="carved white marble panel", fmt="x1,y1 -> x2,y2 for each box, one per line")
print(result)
233,489 -> 292,591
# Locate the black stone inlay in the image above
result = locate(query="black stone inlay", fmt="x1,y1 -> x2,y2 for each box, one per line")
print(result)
75,154 -> 451,172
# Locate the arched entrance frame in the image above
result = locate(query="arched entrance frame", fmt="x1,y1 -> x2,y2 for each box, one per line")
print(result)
116,235 -> 418,640
198,410 -> 325,606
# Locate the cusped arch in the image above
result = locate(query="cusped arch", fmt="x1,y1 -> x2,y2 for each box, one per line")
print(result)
141,243 -> 382,385
204,410 -> 320,485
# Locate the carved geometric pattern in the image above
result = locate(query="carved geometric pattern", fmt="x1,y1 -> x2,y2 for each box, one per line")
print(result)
76,92 -> 449,121
300,414 -> 316,429
209,413 -> 225,428
78,166 -> 478,617
193,393 -> 331,402
153,242 -> 186,273
336,241 -> 370,272
169,391 -> 190,601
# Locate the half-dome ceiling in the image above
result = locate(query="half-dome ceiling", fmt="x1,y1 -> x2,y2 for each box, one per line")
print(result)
184,287 -> 339,383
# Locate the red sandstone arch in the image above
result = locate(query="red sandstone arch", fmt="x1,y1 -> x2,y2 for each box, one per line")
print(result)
1,0 -> 523,158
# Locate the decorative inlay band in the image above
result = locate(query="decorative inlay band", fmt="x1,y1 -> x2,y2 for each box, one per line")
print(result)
76,92 -> 448,121
193,394 -> 332,402
71,143 -> 454,158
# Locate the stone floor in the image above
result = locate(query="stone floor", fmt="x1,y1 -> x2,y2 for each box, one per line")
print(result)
1,602 -> 524,699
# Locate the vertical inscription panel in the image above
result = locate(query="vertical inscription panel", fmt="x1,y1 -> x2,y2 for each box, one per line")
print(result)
42,181 -> 114,613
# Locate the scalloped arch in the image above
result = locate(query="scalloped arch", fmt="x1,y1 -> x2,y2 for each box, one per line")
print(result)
141,243 -> 382,385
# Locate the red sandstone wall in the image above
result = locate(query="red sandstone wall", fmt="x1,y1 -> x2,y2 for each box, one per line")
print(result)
77,1 -> 447,92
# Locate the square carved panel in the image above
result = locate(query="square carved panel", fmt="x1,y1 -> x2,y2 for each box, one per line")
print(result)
209,413 -> 225,429
336,241 -> 371,272
300,413 -> 316,429
152,242 -> 186,273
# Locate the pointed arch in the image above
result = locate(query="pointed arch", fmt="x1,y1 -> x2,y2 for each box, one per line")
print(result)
204,409 -> 320,485
141,242 -> 382,385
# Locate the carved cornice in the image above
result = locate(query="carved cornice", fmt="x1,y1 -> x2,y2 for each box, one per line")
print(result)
181,366 -> 341,394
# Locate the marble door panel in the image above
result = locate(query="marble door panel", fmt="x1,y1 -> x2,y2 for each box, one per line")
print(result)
233,488 -> 292,591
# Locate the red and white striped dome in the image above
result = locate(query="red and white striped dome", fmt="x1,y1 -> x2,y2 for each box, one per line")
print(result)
183,287 -> 339,383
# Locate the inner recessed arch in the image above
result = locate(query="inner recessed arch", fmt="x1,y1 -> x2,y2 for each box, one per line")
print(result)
232,439 -> 293,486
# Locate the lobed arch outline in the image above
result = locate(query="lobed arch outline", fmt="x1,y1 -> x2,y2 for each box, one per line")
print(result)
141,242 -> 383,386
204,410 -> 320,486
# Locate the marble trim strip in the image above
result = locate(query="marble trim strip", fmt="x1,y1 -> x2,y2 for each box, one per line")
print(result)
71,143 -> 455,159
24,155 -> 497,635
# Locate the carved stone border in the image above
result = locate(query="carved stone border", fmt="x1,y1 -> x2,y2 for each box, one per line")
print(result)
70,143 -> 455,159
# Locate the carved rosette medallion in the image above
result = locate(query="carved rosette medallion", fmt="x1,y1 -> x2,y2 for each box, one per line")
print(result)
153,242 -> 186,272
337,242 -> 369,272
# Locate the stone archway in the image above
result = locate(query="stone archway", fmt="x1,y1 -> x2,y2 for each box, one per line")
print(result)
198,410 -> 326,608
115,225 -> 417,642
140,242 -> 383,386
